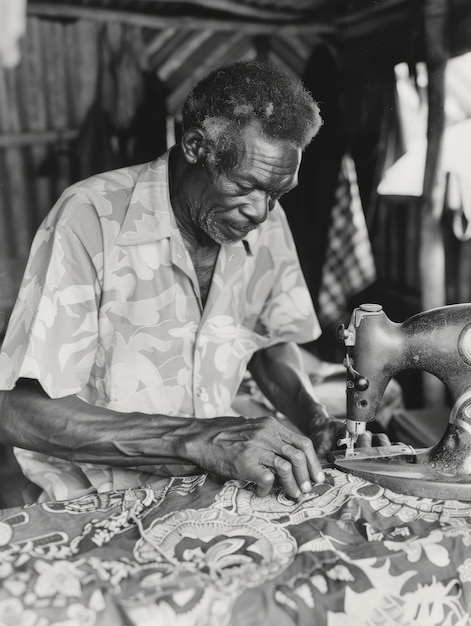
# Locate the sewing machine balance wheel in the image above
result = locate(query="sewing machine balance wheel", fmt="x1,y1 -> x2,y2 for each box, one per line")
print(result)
332,302 -> 471,501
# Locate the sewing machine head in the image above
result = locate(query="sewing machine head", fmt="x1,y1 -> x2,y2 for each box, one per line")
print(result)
334,303 -> 471,500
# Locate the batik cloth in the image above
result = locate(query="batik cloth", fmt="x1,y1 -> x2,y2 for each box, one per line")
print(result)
0,470 -> 470,626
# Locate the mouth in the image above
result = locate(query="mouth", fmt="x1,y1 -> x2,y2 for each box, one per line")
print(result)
225,222 -> 256,238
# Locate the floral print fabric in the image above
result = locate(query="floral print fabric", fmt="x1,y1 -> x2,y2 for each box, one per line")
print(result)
0,151 -> 320,499
0,469 -> 470,625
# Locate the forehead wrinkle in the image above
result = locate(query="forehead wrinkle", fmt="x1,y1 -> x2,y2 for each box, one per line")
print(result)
247,145 -> 296,165
227,128 -> 301,190
245,170 -> 296,190
239,152 -> 299,177
234,153 -> 299,189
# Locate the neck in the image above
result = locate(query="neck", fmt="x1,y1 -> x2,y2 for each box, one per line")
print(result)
169,146 -> 217,252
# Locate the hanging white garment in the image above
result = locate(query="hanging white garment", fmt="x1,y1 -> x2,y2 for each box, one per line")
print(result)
0,0 -> 27,68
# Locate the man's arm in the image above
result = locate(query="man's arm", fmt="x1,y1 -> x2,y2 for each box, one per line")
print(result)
248,342 -> 329,430
248,342 -> 344,452
0,377 -> 324,498
0,378 -> 192,466
248,342 -> 391,455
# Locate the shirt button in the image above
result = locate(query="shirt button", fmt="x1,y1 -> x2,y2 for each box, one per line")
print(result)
196,387 -> 209,402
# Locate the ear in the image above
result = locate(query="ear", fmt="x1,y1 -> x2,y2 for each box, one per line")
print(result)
180,128 -> 206,165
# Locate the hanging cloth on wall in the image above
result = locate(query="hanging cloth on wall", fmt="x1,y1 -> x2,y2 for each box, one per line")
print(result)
73,27 -> 123,179
73,24 -> 167,181
0,0 -> 26,68
317,154 -> 376,327
282,43 -> 345,309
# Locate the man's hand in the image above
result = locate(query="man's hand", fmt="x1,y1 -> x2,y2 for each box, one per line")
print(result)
183,414 -> 326,499
309,414 -> 392,456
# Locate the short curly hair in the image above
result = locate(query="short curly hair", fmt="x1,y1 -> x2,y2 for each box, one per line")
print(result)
181,61 -> 322,170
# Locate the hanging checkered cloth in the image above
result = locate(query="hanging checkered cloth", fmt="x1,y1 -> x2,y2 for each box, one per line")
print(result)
317,154 -> 376,327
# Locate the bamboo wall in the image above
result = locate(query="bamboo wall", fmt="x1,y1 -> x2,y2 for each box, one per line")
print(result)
371,196 -> 423,320
371,194 -> 471,323
0,18 -> 101,329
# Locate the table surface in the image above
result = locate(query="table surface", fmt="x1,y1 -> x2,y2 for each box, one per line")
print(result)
1,468 -> 471,626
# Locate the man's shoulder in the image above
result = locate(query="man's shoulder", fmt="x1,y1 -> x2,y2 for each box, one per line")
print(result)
66,161 -> 152,203
48,160 -> 161,227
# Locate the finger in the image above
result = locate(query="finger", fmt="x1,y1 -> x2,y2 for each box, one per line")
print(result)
237,455 -> 276,497
357,431 -> 373,448
284,432 -> 325,484
253,467 -> 276,498
372,432 -> 391,447
273,455 -> 302,499
280,443 -> 313,494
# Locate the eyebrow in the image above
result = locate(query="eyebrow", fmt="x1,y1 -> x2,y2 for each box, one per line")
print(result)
238,176 -> 298,195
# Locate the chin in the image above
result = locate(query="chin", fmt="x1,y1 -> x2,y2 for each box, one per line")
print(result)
204,223 -> 243,245
213,233 -> 242,245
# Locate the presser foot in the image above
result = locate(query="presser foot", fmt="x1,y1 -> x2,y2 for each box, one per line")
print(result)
331,424 -> 471,501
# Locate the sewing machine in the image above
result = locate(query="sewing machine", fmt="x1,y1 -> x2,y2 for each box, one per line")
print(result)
333,302 -> 471,500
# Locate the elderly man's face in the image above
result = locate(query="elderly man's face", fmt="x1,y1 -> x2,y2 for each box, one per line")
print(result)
189,126 -> 301,245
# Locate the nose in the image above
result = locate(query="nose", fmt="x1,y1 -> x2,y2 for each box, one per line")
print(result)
239,191 -> 273,224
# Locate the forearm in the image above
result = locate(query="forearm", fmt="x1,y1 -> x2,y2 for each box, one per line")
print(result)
0,378 -> 196,467
0,376 -> 327,497
248,342 -> 329,435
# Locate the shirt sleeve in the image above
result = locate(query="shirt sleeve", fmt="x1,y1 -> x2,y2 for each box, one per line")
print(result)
0,192 -> 103,397
255,203 -> 321,346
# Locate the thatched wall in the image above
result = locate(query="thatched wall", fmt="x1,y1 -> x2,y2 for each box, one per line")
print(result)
0,18 -> 102,321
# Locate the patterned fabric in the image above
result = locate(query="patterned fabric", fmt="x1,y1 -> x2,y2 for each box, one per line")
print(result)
317,154 -> 376,327
0,469 -> 470,625
0,150 -> 320,500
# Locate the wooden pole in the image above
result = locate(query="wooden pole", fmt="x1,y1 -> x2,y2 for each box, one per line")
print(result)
420,0 -> 450,406
27,4 -> 336,35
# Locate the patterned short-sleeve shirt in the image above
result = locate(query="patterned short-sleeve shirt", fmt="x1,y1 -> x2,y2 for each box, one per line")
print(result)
0,151 -> 320,500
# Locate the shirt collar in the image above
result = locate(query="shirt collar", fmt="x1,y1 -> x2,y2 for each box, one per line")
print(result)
116,149 -> 256,255
116,152 -> 175,246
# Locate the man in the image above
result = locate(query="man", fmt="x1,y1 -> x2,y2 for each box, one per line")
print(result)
0,61 -> 383,504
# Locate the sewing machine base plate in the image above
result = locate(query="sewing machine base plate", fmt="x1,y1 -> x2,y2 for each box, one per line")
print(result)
331,445 -> 471,501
